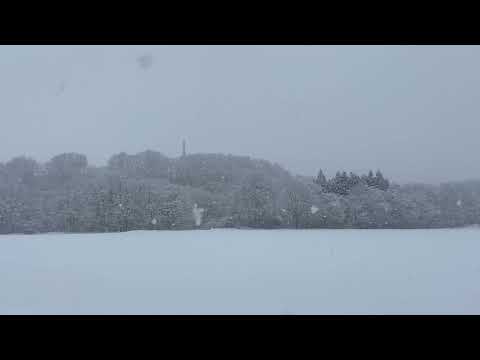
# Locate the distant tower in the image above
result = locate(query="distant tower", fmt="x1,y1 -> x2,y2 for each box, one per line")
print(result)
182,139 -> 186,157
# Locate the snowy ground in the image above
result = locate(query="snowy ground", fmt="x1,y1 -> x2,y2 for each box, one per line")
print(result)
1,228 -> 480,314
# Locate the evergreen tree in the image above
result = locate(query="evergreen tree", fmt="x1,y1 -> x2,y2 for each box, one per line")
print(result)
314,169 -> 327,187
374,170 -> 389,191
362,170 -> 376,187
348,172 -> 362,189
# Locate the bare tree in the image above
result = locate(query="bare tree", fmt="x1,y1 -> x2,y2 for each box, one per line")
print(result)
285,181 -> 311,229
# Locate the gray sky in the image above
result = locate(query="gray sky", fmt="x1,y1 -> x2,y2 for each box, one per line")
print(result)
1,45 -> 479,184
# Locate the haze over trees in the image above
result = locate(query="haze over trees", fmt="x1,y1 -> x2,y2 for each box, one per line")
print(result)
1,149 -> 480,234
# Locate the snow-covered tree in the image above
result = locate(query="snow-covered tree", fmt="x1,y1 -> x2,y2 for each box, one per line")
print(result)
5,156 -> 39,186
233,173 -> 279,228
46,153 -> 88,184
314,169 -> 327,187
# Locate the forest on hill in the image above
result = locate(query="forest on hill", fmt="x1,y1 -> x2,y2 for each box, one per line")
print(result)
1,150 -> 480,234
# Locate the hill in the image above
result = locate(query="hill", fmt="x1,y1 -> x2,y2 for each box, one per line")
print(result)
1,150 -> 480,233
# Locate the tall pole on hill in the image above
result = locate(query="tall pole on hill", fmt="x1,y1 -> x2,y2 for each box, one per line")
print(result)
182,139 -> 186,157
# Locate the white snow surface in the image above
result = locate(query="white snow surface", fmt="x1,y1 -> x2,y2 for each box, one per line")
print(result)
1,228 -> 480,315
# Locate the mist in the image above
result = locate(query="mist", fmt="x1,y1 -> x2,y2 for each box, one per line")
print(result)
1,45 -> 479,184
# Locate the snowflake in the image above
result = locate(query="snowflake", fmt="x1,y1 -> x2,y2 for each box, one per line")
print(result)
137,54 -> 153,70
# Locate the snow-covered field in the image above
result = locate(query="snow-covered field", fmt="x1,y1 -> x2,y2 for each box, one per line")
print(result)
1,228 -> 479,314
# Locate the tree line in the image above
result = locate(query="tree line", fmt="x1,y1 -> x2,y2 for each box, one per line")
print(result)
314,169 -> 389,195
1,150 -> 480,234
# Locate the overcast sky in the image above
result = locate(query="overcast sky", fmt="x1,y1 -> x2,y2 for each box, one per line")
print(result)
1,45 -> 479,184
